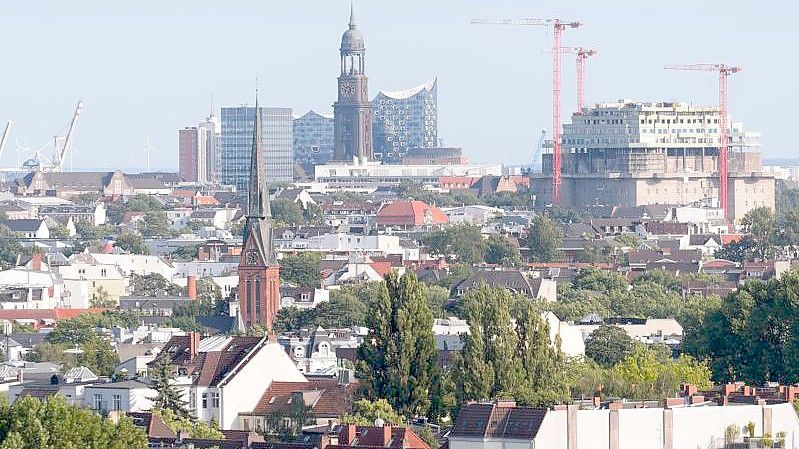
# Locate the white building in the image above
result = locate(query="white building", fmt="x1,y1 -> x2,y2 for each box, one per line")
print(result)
432,317 -> 470,336
450,401 -> 799,449
0,268 -> 63,309
443,205 -> 503,226
314,157 -> 502,192
88,253 -> 177,279
157,334 -> 306,430
83,380 -> 156,414
305,233 -> 417,259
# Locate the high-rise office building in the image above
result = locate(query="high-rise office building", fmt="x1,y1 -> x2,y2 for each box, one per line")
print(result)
198,113 -> 221,183
293,110 -> 334,166
333,4 -> 373,161
372,78 -> 438,164
219,106 -> 293,191
178,127 -> 206,182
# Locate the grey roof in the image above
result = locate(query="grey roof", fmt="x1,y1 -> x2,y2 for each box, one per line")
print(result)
190,210 -> 219,219
435,334 -> 464,352
20,171 -> 114,189
452,270 -> 542,297
116,343 -> 163,363
453,403 -> 548,440
1,219 -> 44,232
87,379 -> 152,390
689,234 -> 722,246
119,297 -> 192,311
126,177 -> 168,189
9,333 -> 47,347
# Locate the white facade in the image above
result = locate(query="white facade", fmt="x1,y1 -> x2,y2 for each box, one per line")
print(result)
305,233 -> 416,259
83,380 -> 156,413
172,338 -> 306,430
443,205 -> 503,226
314,158 -> 502,191
564,101 -> 760,151
451,403 -> 799,449
432,317 -> 470,336
0,268 -> 62,309
88,253 -> 177,279
543,312 -> 585,358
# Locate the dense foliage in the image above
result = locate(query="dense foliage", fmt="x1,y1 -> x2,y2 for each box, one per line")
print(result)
0,395 -> 147,449
687,272 -> 799,384
456,285 -> 568,407
357,273 -> 438,417
280,253 -> 323,288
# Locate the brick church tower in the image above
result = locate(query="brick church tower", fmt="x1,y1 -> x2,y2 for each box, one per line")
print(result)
238,93 -> 280,331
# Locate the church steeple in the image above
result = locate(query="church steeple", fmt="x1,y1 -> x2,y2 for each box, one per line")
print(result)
238,90 -> 280,332
349,1 -> 356,29
241,91 -> 274,265
247,92 -> 270,220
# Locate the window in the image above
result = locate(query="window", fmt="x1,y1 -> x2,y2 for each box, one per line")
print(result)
202,393 -> 208,409
112,394 -> 121,411
210,392 -> 219,408
94,394 -> 103,411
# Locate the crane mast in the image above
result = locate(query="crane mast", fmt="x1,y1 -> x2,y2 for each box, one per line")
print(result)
471,18 -> 581,205
664,64 -> 741,229
53,100 -> 84,172
0,121 -> 11,161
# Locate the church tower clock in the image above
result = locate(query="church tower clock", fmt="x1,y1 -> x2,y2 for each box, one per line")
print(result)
333,3 -> 373,161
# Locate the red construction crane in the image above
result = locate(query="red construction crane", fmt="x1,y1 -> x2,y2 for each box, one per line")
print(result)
664,63 -> 742,227
471,18 -> 582,205
561,47 -> 597,112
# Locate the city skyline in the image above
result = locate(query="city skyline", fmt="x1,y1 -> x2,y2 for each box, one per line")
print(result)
0,0 -> 796,172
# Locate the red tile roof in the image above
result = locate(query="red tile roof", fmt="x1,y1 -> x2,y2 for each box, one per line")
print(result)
250,379 -> 355,417
376,201 -> 448,227
329,425 -> 429,449
0,308 -> 104,324
369,261 -> 393,278
720,233 -> 744,245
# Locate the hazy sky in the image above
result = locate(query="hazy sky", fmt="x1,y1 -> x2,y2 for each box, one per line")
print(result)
1,0 -> 796,172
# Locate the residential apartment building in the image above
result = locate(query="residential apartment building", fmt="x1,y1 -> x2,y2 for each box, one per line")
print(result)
372,78 -> 438,163
219,106 -> 293,190
151,334 -> 306,430
294,110 -> 334,166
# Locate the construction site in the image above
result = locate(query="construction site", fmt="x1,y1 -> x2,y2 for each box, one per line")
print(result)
472,19 -> 775,226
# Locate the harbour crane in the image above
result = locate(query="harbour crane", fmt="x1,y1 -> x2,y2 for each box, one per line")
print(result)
52,100 -> 84,172
0,121 -> 11,162
471,18 -> 582,205
664,64 -> 741,228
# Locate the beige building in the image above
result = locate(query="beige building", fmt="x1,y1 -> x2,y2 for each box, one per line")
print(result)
58,253 -> 126,308
533,101 -> 775,223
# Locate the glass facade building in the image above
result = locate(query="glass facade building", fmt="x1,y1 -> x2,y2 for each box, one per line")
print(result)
372,78 -> 438,164
293,110 -> 334,166
219,106 -> 293,190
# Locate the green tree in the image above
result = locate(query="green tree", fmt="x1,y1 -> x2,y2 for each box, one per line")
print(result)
423,225 -> 486,264
49,224 -> 72,239
514,301 -> 569,406
280,253 -> 322,287
357,272 -> 437,417
0,224 -> 22,269
342,398 -> 405,425
141,210 -> 171,237
527,215 -> 564,262
169,244 -> 199,261
740,206 -> 777,259
457,286 -> 568,406
130,273 -> 183,296
150,357 -> 190,419
303,203 -> 325,226
74,222 -> 115,241
484,234 -> 523,267
115,232 -> 149,255
155,408 -> 223,440
272,199 -> 306,226
584,325 -> 634,368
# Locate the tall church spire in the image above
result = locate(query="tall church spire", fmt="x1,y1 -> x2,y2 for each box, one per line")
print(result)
247,91 -> 270,219
349,1 -> 356,29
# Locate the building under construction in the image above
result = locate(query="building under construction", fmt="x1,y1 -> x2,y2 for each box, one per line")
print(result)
531,100 -> 775,222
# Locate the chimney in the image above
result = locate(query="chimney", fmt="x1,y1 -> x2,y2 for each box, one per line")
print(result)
381,425 -> 392,446
681,384 -> 697,398
31,253 -> 42,271
188,332 -> 200,361
341,424 -> 357,445
187,275 -> 197,300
